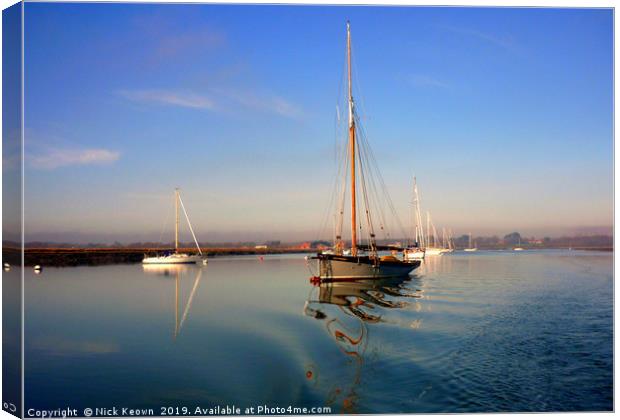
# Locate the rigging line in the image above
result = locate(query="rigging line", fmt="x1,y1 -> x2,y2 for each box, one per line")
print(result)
350,35 -> 407,241
315,135 -> 350,244
334,45 -> 348,167
178,194 -> 203,255
356,128 -> 380,240
357,120 -> 408,239
328,125 -> 350,238
356,123 -> 390,240
316,106 -> 349,242
151,196 -> 172,253
315,158 -> 340,240
355,128 -> 380,241
356,138 -> 377,253
350,37 -> 369,125
318,159 -> 345,242
330,102 -> 351,242
364,138 -> 402,242
318,48 -> 348,244
363,140 -> 389,239
337,148 -> 350,243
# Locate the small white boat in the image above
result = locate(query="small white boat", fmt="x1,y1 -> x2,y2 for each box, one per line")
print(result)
464,232 -> 477,252
513,238 -> 524,251
143,189 -> 207,265
405,248 -> 425,261
143,253 -> 205,265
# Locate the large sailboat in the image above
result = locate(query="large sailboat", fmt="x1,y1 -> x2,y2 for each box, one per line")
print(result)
314,22 -> 420,280
143,188 -> 207,265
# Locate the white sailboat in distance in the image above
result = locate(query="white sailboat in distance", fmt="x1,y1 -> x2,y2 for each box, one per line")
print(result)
404,177 -> 425,262
143,188 -> 207,265
464,232 -> 477,252
513,237 -> 524,251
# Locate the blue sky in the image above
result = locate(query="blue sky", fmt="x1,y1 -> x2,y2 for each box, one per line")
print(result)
21,4 -> 613,243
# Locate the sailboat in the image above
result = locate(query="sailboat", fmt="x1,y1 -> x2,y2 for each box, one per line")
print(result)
142,188 -> 207,265
464,232 -> 477,252
314,22 -> 420,280
424,211 -> 450,256
513,237 -> 524,251
404,177 -> 425,261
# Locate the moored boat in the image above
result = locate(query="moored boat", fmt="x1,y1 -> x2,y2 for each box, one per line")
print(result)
314,22 -> 420,279
464,232 -> 477,252
513,237 -> 524,251
143,188 -> 207,265
404,177 -> 426,262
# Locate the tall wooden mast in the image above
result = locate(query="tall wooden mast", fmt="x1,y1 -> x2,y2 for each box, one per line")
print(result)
347,21 -> 357,256
175,188 -> 180,252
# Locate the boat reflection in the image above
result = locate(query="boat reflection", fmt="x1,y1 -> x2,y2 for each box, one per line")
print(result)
143,264 -> 204,339
304,276 -> 423,413
306,277 -> 421,322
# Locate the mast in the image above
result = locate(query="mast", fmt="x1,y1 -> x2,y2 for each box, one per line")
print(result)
414,177 -> 425,248
175,188 -> 180,252
426,211 -> 431,248
347,21 -> 357,256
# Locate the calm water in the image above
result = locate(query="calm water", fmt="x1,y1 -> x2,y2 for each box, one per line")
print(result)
24,250 -> 612,414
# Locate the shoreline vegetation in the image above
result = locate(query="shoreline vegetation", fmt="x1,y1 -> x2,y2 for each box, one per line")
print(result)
1,233 -> 613,267
3,246 -> 318,267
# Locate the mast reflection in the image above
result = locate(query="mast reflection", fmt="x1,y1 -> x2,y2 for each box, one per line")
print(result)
143,264 -> 204,339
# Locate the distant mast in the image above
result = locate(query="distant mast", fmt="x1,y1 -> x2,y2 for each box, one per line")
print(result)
175,188 -> 180,252
347,21 -> 357,256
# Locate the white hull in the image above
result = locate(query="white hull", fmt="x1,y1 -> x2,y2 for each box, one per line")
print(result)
464,248 -> 477,252
425,247 -> 449,256
404,249 -> 425,261
513,247 -> 524,251
142,253 -> 206,265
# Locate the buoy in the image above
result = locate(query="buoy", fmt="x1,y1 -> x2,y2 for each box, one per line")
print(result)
3,263 -> 10,272
34,265 -> 42,274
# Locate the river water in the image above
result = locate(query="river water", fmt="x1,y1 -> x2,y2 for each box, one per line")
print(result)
23,250 -> 612,414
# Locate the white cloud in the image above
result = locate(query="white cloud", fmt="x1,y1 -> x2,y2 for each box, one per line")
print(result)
118,87 -> 302,119
117,89 -> 215,110
410,74 -> 449,89
29,148 -> 120,170
214,88 -> 303,119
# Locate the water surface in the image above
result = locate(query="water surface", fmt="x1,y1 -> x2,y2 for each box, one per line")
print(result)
24,250 -> 613,414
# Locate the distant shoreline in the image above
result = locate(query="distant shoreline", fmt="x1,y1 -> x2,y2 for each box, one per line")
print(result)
1,246 -> 613,267
3,247 -> 317,267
